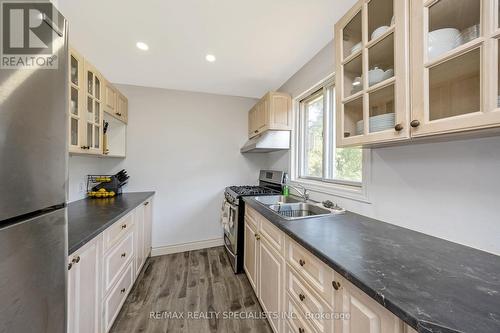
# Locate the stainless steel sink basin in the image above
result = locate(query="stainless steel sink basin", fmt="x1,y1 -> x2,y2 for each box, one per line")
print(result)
254,195 -> 302,206
268,203 -> 332,220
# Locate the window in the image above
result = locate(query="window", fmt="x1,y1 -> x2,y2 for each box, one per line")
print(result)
297,78 -> 363,186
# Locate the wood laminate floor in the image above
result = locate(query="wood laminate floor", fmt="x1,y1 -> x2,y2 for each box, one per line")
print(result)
110,246 -> 273,333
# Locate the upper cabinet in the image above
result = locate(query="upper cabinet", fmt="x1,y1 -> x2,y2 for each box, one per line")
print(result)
68,47 -> 128,157
335,0 -> 410,147
248,92 -> 292,138
410,0 -> 500,137
336,0 -> 500,147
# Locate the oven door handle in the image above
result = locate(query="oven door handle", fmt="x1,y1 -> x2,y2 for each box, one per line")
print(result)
223,234 -> 237,257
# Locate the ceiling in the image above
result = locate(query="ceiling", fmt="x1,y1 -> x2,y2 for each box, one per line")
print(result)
58,0 -> 356,98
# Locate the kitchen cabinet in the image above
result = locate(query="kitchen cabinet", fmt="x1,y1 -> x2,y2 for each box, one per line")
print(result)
69,48 -> 85,154
335,0 -> 410,147
334,276 -> 403,333
248,92 -> 292,139
67,235 -> 102,333
410,0 -> 500,137
68,47 -> 128,156
243,216 -> 259,292
258,236 -> 285,333
244,207 -> 408,333
335,0 -> 500,147
68,195 -> 154,333
84,61 -> 104,154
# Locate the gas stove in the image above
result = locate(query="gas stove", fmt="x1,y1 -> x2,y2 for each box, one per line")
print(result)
223,170 -> 285,273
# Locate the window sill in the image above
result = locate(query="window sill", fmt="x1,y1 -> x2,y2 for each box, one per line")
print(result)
290,178 -> 371,204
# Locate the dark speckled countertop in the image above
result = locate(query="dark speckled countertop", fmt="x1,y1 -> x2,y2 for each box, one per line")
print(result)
68,192 -> 155,255
244,197 -> 500,333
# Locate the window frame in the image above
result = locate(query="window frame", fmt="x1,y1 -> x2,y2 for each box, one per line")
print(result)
291,74 -> 371,202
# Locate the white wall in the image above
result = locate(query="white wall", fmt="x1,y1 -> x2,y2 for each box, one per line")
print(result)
68,85 -> 268,249
270,40 -> 500,256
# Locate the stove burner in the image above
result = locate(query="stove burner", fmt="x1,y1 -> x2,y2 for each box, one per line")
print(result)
229,186 -> 278,196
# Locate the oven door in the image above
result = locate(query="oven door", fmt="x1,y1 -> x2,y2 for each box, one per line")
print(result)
223,199 -> 239,271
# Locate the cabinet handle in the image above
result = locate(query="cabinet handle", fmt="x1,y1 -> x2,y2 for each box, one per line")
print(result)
120,288 -> 126,294
298,328 -> 305,333
115,112 -> 122,117
254,130 -> 258,133
68,263 -> 73,270
410,120 -> 420,128
299,259 -> 305,267
332,281 -> 341,291
144,201 -> 149,206
394,123 -> 404,132
72,256 -> 80,264
121,252 -> 126,258
121,224 -> 127,229
255,233 -> 261,241
299,293 -> 305,302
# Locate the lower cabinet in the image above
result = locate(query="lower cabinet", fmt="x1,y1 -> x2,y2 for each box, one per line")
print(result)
67,235 -> 102,333
244,208 -> 410,333
67,196 -> 154,333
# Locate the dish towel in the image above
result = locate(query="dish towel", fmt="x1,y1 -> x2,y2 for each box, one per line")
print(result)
221,200 -> 231,233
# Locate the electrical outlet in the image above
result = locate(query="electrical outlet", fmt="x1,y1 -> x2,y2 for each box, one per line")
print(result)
78,181 -> 85,194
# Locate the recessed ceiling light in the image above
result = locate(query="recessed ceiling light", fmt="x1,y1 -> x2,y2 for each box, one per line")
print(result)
136,42 -> 149,51
205,54 -> 216,62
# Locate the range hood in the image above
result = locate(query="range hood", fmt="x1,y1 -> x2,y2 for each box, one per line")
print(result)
240,131 -> 290,153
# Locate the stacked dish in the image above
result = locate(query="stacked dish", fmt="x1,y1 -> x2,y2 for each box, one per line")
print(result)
355,113 -> 395,135
428,28 -> 461,60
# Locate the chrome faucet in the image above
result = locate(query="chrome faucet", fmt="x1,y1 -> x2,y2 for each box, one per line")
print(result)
288,184 -> 310,202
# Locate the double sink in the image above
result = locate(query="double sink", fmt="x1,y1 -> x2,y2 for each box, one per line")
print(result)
254,195 -> 334,221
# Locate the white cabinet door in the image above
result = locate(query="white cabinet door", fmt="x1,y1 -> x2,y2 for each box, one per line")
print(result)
258,236 -> 284,333
143,199 -> 153,261
335,277 -> 403,333
67,236 -> 102,333
134,207 -> 144,277
243,218 -> 259,292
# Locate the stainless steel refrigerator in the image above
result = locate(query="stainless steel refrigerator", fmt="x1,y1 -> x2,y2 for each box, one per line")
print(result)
0,4 -> 68,333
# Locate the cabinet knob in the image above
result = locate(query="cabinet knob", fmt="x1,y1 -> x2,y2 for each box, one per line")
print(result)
121,224 -> 127,229
332,280 -> 341,291
299,293 -> 305,302
144,201 -> 149,206
115,112 -> 122,116
255,233 -> 261,241
299,328 -> 305,333
299,259 -> 305,267
410,120 -> 420,128
72,256 -> 80,264
120,288 -> 126,294
68,263 -> 73,270
394,123 -> 404,132
121,252 -> 126,258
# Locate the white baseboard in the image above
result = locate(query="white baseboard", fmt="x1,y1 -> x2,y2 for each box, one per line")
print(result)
151,237 -> 224,257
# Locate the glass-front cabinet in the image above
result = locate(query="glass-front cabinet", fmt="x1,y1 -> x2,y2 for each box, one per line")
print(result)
68,49 -> 84,153
84,62 -> 103,154
335,0 -> 410,147
411,0 -> 500,137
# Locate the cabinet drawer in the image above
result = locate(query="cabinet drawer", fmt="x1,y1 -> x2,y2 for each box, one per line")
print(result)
286,264 -> 334,333
284,292 -> 317,333
104,212 -> 134,252
286,237 -> 334,304
104,261 -> 134,332
244,206 -> 260,228
260,217 -> 285,255
104,231 -> 134,293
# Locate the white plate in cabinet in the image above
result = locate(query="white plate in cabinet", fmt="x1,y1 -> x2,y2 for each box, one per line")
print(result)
286,237 -> 335,304
284,292 -> 318,333
103,212 -> 134,252
286,264 -> 334,333
104,261 -> 134,332
334,277 -> 403,333
260,217 -> 285,255
103,231 -> 134,293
